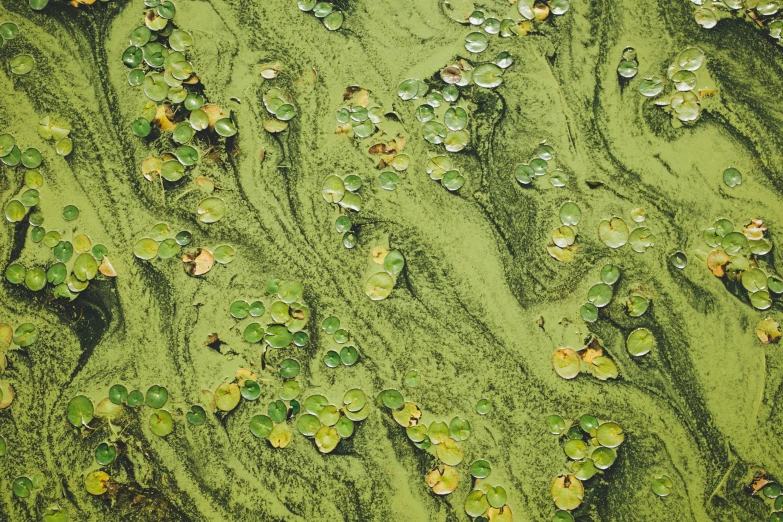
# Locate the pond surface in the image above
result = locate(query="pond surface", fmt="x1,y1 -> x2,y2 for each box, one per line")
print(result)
1,0 -> 783,521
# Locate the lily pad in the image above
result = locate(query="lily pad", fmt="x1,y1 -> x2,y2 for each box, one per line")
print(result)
66,395 -> 94,427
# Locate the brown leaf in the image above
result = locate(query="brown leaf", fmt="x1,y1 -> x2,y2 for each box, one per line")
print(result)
183,248 -> 214,276
750,473 -> 770,494
369,143 -> 389,156
707,249 -> 730,277
756,317 -> 781,344
743,218 -> 766,241
98,256 -> 117,277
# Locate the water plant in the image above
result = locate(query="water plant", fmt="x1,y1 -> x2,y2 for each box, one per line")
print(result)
547,201 -> 581,262
552,334 -> 618,381
123,2 -> 237,216
514,140 -> 568,189
297,0 -> 345,31
747,471 -> 783,520
702,217 -> 781,310
295,389 -> 368,453
640,47 -> 715,126
320,315 -> 359,368
133,222 -> 230,277
617,47 -> 638,79
38,115 -> 73,157
547,414 -> 625,514
322,173 -> 363,247
689,0 -> 783,48
363,241 -> 405,301
228,279 -> 310,373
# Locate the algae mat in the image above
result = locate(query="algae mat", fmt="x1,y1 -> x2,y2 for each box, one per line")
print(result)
2,0 -> 783,520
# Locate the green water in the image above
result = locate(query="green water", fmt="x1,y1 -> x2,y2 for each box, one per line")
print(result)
1,0 -> 783,520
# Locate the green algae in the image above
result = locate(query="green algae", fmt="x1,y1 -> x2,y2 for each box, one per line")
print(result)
0,0 -> 783,521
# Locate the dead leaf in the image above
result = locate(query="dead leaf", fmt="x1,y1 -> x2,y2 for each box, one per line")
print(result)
743,218 -> 766,241
756,317 -> 781,344
707,249 -> 730,277
183,248 -> 214,276
98,256 -> 117,277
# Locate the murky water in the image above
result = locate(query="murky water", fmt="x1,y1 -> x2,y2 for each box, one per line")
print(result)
1,0 -> 783,520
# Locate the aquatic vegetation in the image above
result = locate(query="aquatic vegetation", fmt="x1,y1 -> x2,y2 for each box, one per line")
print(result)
3,150 -> 117,300
689,0 -> 783,46
617,47 -> 638,79
651,474 -> 674,497
262,86 -> 296,133
38,115 -> 73,157
598,211 -> 655,253
296,389 -> 368,453
123,2 -> 237,217
425,154 -> 466,192
547,201 -> 581,262
320,315 -> 359,368
747,472 -> 783,520
756,317 -> 781,344
702,217 -> 781,310
322,173 -> 363,247
297,0 -> 344,31
133,223 -> 230,276
514,140 -> 568,188
552,334 -> 618,381
547,414 -> 625,513
579,264 -> 621,322
335,87 -> 386,140
723,167 -> 743,188
399,75 -> 473,159
364,241 -> 404,300
642,47 -> 715,126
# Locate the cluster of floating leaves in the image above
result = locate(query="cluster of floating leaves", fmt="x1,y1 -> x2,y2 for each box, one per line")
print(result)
515,141 -> 568,188
123,0 -> 236,220
322,173 -> 363,248
552,333 -> 619,381
547,201 -> 581,262
297,0 -> 344,31
398,76 -> 473,157
579,263 -> 656,356
320,315 -> 359,368
703,217 -> 782,310
425,154 -> 466,192
756,317 -> 781,344
580,263 -> 621,322
364,244 -> 405,301
1,23 -> 35,76
230,279 -> 310,359
378,391 -> 466,487
133,222 -> 232,276
690,0 -> 783,46
262,86 -> 296,133
221,367 -> 297,449
461,0 -> 570,47
335,86 -> 385,140
598,208 -> 654,253
640,47 -> 713,126
38,115 -> 73,157
748,472 -> 783,522
295,390 -> 367,453
546,414 -> 625,515
464,462 -> 514,521
4,152 -> 118,300
0,322 -> 38,413
65,383 -> 179,495
617,47 -> 638,79
335,87 -> 411,191
516,0 -> 571,23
